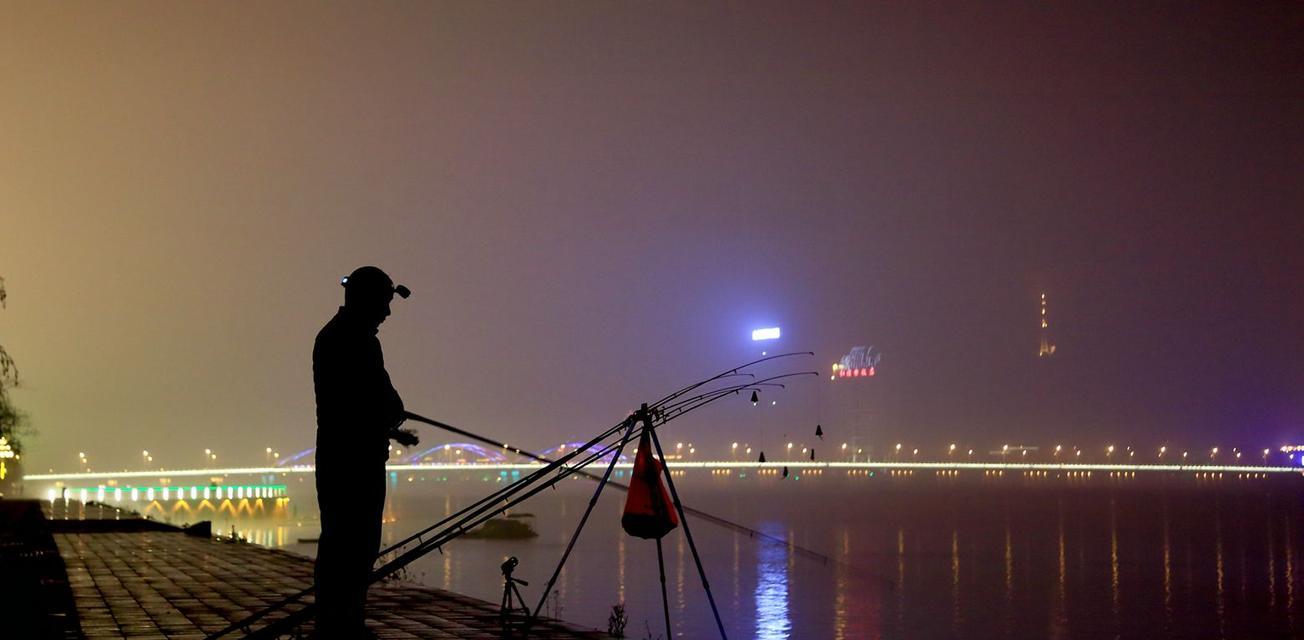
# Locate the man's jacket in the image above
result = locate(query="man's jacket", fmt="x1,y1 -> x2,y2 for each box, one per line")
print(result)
313,308 -> 404,469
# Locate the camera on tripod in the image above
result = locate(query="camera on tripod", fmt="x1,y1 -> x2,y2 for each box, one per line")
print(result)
499,556 -> 530,628
501,556 -> 521,579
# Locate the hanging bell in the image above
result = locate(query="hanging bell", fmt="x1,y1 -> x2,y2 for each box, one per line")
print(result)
750,390 -> 759,406
758,451 -> 766,463
815,424 -> 824,440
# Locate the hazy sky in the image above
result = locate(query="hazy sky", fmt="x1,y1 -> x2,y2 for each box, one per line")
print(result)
3,2 -> 1301,472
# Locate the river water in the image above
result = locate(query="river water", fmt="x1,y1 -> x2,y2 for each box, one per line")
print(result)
214,474 -> 1304,639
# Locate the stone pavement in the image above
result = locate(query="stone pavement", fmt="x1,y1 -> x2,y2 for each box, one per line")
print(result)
55,529 -> 613,639
30,498 -> 611,640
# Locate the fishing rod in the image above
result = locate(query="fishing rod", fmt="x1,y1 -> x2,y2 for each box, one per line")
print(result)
401,379 -> 853,568
649,351 -> 813,409
242,433 -> 641,640
216,355 -> 883,638
209,421 -> 637,639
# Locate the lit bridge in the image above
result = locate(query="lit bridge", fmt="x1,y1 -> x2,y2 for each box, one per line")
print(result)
25,459 -> 1304,486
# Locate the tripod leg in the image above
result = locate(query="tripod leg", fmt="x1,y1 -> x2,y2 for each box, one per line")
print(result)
530,419 -> 638,619
657,537 -> 671,640
512,583 -> 531,616
647,426 -> 729,639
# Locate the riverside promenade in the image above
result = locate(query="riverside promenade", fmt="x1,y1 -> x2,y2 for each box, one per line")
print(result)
2,499 -> 612,639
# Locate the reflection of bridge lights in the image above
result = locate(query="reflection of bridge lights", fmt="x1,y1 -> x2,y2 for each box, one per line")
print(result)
754,523 -> 792,639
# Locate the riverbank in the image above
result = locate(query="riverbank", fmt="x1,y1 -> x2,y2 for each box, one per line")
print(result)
0,498 -> 613,639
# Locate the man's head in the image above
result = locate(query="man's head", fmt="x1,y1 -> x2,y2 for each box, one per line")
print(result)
341,266 -> 410,328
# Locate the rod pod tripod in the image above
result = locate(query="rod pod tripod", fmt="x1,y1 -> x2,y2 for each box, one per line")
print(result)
524,404 -> 728,639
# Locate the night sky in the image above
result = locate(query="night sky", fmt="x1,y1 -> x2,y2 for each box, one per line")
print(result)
2,2 -> 1301,472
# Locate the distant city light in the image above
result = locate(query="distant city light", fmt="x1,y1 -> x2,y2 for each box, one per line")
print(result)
752,327 -> 781,341
831,346 -> 881,381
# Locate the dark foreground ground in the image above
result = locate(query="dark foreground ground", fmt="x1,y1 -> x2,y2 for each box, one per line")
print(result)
0,499 -> 612,639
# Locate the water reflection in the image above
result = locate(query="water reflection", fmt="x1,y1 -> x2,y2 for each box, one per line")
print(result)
895,527 -> 905,633
754,524 -> 791,640
1215,511 -> 1225,639
1268,522 -> 1276,612
1003,516 -> 1013,639
834,529 -> 849,640
1109,496 -> 1120,626
1162,503 -> 1172,630
1286,512 -> 1296,623
951,528 -> 961,636
618,529 -> 627,604
1050,503 -> 1066,639
115,482 -> 1304,639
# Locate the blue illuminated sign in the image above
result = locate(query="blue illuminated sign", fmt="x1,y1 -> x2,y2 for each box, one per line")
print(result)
752,327 -> 781,341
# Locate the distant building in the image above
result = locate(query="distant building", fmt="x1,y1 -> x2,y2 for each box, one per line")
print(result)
1038,293 -> 1056,357
832,345 -> 882,379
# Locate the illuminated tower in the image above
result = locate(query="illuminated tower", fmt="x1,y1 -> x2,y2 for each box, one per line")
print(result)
1038,293 -> 1056,357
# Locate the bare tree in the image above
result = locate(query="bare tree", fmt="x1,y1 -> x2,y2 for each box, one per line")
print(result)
0,277 -> 29,453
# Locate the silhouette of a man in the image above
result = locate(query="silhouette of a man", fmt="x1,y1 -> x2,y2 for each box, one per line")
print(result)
313,266 -> 419,639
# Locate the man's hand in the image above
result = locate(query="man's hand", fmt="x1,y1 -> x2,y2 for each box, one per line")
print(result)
392,427 -> 420,447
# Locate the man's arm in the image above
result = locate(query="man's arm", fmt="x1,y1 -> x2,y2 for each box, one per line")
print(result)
373,339 -> 419,447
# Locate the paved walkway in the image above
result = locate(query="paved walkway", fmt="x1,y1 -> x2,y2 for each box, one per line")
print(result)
35,499 -> 610,640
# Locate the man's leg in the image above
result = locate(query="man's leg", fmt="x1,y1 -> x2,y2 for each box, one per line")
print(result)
317,471 -> 371,638
353,469 -> 388,633
315,491 -> 347,633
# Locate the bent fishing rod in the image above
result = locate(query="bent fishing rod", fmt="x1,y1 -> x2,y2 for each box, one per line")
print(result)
216,366 -> 753,640
209,420 -> 638,640
251,379 -> 803,639
400,376 -> 836,564
237,433 -> 639,640
372,353 -> 819,564
213,354 -> 879,638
